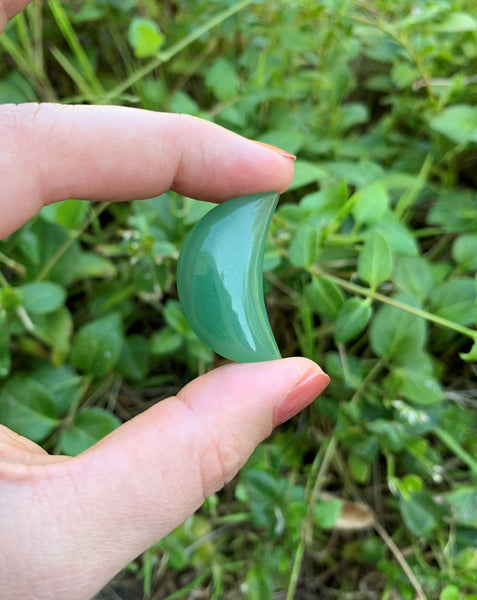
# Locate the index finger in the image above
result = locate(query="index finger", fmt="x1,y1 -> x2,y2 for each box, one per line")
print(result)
0,103 -> 295,238
0,0 -> 33,33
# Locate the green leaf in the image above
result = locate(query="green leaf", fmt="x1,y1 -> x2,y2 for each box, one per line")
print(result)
428,190 -> 477,230
71,312 -> 123,376
0,312 -> 10,378
314,498 -> 343,529
59,407 -> 121,455
288,160 -> 327,191
31,307 -> 73,365
0,377 -> 59,442
0,286 -> 22,311
18,229 -> 40,265
391,62 -> 420,88
289,225 -> 321,268
169,90 -> 200,116
150,327 -> 183,356
334,297 -> 372,344
263,247 -> 281,272
445,487 -> 477,528
257,130 -> 304,155
430,105 -> 477,144
301,180 -> 348,224
23,220 -> 80,285
339,102 -> 369,130
322,160 -> 383,188
164,300 -> 190,334
153,240 -> 177,257
205,58 -> 239,102
243,469 -> 286,502
460,340 -> 477,362
0,71 -> 36,103
32,364 -> 83,415
429,277 -> 477,326
399,490 -> 448,538
435,12 -> 477,32
352,182 -> 389,225
397,474 -> 424,497
358,230 -> 393,289
367,419 -> 405,452
372,219 -> 418,256
325,351 -> 364,389
245,564 -> 273,600
393,255 -> 434,304
370,294 -> 426,362
116,335 -> 149,381
440,585 -> 460,600
40,199 -> 90,230
452,234 -> 477,272
74,252 -> 117,279
348,453 -> 371,484
128,17 -> 165,58
305,277 -> 344,321
397,368 -> 445,406
184,335 -> 214,367
20,281 -> 66,314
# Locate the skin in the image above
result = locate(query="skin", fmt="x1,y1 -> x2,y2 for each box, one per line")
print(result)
0,3 -> 330,599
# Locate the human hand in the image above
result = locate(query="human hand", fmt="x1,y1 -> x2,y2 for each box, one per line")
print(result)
0,4 -> 330,600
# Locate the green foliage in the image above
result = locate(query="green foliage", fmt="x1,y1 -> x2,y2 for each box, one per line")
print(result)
1,0 -> 477,598
0,376 -> 60,441
71,312 -> 123,377
59,407 -> 121,455
128,17 -> 165,58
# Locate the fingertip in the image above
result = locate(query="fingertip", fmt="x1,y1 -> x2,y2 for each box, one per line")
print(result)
170,119 -> 296,201
273,359 -> 329,426
0,7 -> 6,35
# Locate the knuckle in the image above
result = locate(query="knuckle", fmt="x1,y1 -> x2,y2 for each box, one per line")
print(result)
197,430 -> 244,499
173,392 -> 247,500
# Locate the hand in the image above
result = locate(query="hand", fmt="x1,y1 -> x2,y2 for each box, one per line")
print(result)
0,4 -> 330,600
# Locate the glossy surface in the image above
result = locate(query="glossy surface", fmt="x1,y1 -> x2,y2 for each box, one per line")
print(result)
177,192 -> 281,363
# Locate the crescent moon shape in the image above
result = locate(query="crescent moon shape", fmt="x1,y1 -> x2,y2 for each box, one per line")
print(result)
177,191 -> 281,363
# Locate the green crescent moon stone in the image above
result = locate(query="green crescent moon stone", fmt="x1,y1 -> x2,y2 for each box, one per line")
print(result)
177,191 -> 281,363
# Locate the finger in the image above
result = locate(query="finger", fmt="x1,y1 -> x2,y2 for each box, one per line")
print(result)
0,103 -> 295,238
0,358 -> 328,600
73,359 -> 328,594
0,424 -> 50,464
0,0 -> 33,32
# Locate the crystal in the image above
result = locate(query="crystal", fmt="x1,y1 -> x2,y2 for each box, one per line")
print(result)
177,192 -> 281,363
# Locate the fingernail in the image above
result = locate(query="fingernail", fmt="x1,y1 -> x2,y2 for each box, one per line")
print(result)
274,368 -> 330,427
252,140 -> 297,161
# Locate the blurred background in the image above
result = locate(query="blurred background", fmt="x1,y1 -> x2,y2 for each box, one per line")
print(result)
0,1 -> 476,598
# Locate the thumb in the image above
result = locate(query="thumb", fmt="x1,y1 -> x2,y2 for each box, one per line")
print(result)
78,358 -> 329,543
16,358 -> 328,600
0,1 -> 32,33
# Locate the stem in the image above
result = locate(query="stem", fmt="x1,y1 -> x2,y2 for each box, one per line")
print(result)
47,0 -> 104,96
395,153 -> 433,219
286,437 -> 336,600
351,12 -> 435,101
373,519 -> 427,600
349,357 -> 385,405
101,0 -> 255,104
312,266 -> 477,341
435,427 -> 477,477
0,270 -> 10,288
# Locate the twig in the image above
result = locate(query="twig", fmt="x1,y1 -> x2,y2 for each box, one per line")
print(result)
373,519 -> 427,600
311,266 -> 477,342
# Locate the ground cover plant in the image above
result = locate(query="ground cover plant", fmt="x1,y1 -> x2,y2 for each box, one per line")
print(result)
1,1 -> 477,598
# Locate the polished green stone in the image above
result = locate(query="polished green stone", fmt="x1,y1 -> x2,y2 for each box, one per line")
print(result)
177,192 -> 281,363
